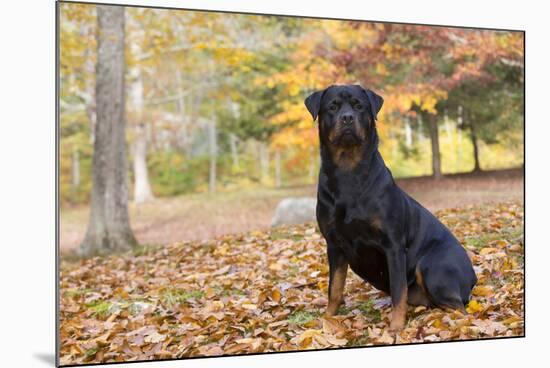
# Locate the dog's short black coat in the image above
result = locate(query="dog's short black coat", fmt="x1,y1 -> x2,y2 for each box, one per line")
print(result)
305,84 -> 477,330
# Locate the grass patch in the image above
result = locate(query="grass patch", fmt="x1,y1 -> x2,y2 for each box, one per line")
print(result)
132,243 -> 158,257
288,310 -> 319,325
219,288 -> 246,297
465,226 -> 523,249
64,287 -> 95,298
85,347 -> 98,358
269,229 -> 305,242
339,301 -> 381,322
86,300 -> 114,318
161,289 -> 204,306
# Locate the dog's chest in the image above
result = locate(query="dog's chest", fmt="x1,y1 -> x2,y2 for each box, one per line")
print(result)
329,199 -> 384,249
329,201 -> 390,292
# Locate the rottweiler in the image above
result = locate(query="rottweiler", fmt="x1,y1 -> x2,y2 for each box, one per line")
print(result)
305,84 -> 477,331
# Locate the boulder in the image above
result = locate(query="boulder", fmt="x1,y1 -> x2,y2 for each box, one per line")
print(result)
271,197 -> 317,227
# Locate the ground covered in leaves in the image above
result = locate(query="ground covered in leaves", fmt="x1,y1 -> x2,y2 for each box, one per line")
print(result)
59,201 -> 524,365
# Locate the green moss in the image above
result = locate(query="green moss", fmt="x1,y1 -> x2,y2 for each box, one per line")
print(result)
339,300 -> 381,322
86,300 -> 114,318
288,310 -> 319,325
64,287 -> 94,298
161,289 -> 204,306
85,347 -> 98,357
132,243 -> 157,257
465,225 -> 523,249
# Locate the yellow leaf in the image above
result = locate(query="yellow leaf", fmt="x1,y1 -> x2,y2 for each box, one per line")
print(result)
466,300 -> 484,314
242,303 -> 257,310
270,288 -> 282,303
472,285 -> 493,297
501,315 -> 522,325
479,247 -> 498,256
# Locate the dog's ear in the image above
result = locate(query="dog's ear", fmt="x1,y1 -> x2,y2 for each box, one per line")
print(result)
304,89 -> 326,122
362,87 -> 384,122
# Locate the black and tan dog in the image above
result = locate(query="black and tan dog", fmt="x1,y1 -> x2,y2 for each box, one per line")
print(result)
305,84 -> 477,331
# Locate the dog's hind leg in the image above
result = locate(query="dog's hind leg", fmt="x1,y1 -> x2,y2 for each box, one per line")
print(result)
407,280 -> 432,307
416,246 -> 474,313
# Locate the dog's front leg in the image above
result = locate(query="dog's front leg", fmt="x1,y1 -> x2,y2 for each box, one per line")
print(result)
326,243 -> 348,316
386,247 -> 408,332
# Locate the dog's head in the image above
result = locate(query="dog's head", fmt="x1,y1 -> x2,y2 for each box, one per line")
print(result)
304,85 -> 383,169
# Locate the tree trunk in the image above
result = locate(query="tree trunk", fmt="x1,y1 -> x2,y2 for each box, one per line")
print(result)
229,133 -> 239,169
133,124 -> 154,203
275,149 -> 281,188
129,60 -> 154,204
84,66 -> 96,144
259,142 -> 269,183
80,5 -> 137,257
426,113 -> 442,179
468,112 -> 482,172
175,68 -> 192,153
80,21 -> 96,143
405,116 -> 412,148
417,114 -> 426,142
208,117 -> 217,193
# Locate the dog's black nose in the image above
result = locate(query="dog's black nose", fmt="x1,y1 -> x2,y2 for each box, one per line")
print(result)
341,113 -> 354,124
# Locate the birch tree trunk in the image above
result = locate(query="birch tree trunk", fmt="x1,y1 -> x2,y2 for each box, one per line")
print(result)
175,68 -> 192,154
133,124 -> 154,203
275,149 -> 281,188
129,63 -> 154,203
80,5 -> 137,256
259,141 -> 269,184
405,116 -> 412,148
229,133 -> 239,169
208,117 -> 217,193
80,21 -> 96,143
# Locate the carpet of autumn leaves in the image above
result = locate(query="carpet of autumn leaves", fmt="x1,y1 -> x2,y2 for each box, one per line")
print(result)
59,201 -> 524,365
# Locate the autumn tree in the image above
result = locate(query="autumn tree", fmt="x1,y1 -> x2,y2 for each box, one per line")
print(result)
80,5 -> 137,256
59,4 -> 524,205
327,24 -> 523,177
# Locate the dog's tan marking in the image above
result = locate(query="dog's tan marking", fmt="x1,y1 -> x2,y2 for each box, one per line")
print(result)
415,265 -> 427,295
390,287 -> 408,332
326,264 -> 348,316
329,145 -> 364,171
327,118 -> 367,171
370,217 -> 383,232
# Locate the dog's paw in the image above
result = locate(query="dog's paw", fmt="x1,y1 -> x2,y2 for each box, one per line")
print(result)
389,318 -> 405,332
389,324 -> 404,333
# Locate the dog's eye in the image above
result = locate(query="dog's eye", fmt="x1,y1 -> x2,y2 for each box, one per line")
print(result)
329,104 -> 338,111
354,104 -> 363,110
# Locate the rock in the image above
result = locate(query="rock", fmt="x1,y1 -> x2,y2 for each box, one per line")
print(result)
271,197 -> 317,227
